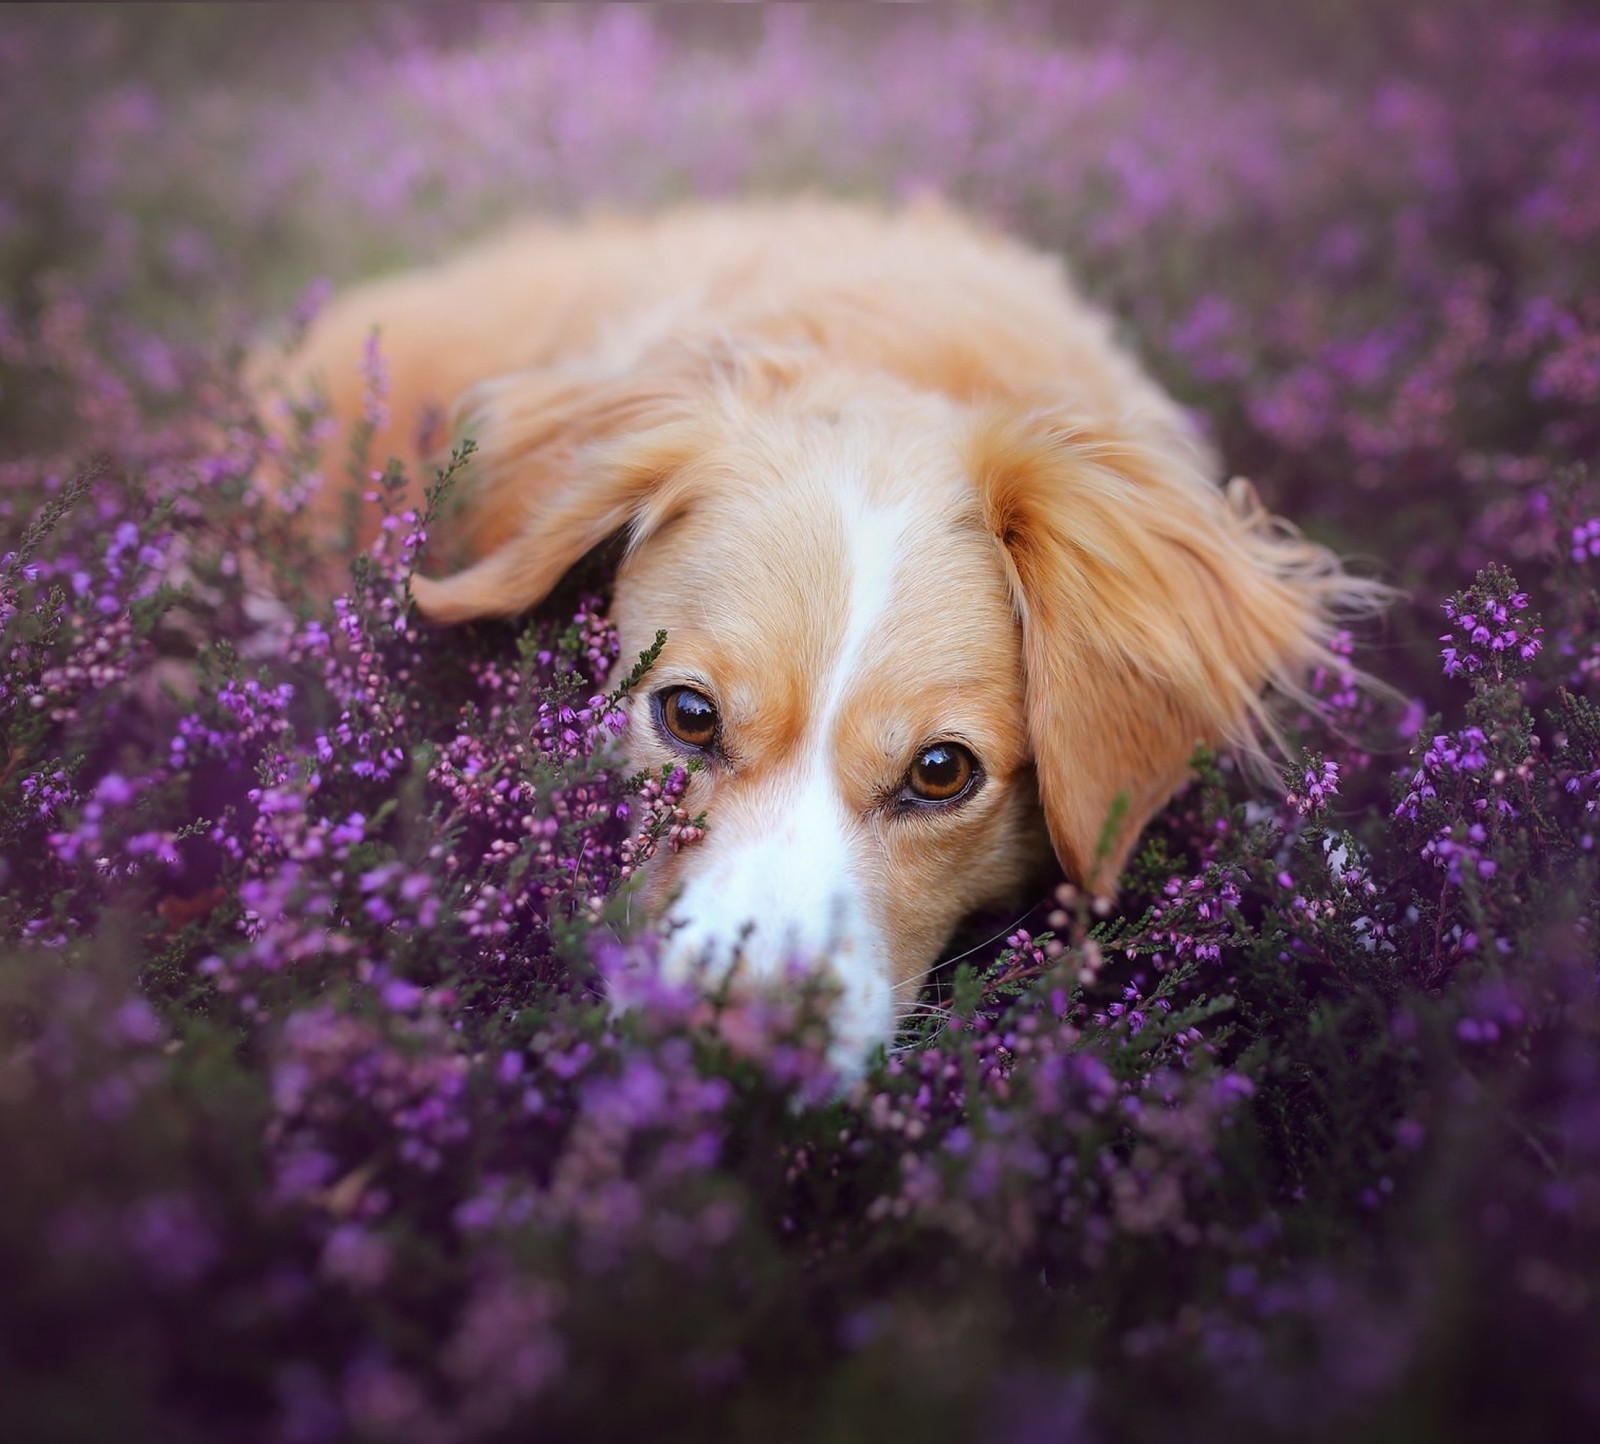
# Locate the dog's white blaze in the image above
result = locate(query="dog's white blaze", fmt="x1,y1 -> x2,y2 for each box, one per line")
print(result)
661,484 -> 915,1075
816,491 -> 915,736
661,753 -> 892,1072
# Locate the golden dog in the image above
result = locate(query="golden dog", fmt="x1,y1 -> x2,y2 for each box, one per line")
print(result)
266,199 -> 1378,1071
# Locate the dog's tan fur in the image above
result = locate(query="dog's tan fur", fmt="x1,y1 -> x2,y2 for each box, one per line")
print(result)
264,198 -> 1378,1062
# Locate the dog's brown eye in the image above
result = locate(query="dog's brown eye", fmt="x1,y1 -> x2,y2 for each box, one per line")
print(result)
906,742 -> 977,803
657,686 -> 720,750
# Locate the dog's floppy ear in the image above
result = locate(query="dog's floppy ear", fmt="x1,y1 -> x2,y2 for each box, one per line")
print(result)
407,355 -> 700,622
410,337 -> 806,624
407,371 -> 697,624
972,406 -> 1378,894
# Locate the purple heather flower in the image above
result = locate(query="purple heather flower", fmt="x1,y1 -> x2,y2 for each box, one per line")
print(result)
320,1224 -> 392,1290
1571,517 -> 1600,562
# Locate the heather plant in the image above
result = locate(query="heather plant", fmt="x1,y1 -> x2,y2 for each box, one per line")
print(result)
2,6 -> 1598,1442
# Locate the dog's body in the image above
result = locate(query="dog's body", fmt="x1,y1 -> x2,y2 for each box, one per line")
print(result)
269,199 -> 1376,1072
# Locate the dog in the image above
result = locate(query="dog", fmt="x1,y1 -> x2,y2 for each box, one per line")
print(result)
263,198 -> 1379,1073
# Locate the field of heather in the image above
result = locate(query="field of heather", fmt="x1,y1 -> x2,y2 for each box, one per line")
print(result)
2,5 -> 1597,1441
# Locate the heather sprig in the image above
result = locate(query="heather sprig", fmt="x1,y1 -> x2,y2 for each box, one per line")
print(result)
1439,564 -> 1544,686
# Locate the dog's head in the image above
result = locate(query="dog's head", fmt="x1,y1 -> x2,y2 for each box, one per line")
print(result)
411,337 -> 1365,1072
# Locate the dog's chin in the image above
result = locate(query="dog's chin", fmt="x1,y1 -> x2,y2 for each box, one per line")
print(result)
598,829 -> 895,1083
655,909 -> 897,1086
649,870 -> 896,1088
596,918 -> 893,1090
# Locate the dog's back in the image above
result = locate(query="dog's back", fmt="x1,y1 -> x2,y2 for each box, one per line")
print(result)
259,198 -> 1198,551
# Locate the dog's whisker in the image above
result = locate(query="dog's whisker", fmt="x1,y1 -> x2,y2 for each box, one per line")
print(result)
935,907 -> 1040,969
